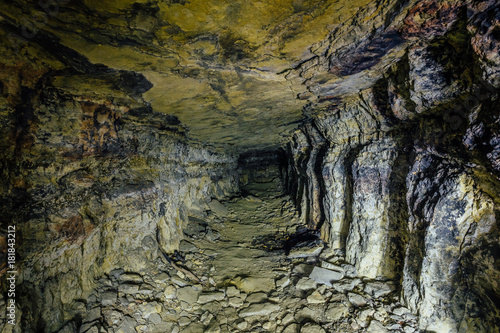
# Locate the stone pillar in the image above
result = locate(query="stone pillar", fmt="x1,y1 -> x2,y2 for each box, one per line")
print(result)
345,136 -> 407,279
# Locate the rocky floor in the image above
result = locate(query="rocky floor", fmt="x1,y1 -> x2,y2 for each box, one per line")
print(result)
56,180 -> 420,333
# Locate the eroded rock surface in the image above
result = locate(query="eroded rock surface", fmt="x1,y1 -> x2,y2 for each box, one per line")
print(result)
3,180 -> 418,333
0,0 -> 500,332
283,1 -> 500,331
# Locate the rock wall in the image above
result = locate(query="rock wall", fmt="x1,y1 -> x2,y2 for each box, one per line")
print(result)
284,0 -> 500,331
238,150 -> 285,190
284,124 -> 327,230
0,33 -> 238,332
1,0 -> 500,331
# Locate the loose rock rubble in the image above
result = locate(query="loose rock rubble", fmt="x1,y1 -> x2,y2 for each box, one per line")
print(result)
52,179 -> 419,333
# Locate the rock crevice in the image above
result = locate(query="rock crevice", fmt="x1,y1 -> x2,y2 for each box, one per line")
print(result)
1,0 -> 500,332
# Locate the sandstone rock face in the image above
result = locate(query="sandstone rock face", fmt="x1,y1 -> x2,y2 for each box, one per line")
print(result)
0,0 -> 500,332
285,124 -> 327,230
345,136 -> 407,280
0,26 -> 238,331
283,1 -> 500,330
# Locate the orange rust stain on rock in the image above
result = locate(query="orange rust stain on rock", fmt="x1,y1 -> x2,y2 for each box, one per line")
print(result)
401,0 -> 461,39
79,101 -> 121,157
55,215 -> 93,242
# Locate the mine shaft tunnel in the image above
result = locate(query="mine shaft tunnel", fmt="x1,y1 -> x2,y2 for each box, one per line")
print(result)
237,149 -> 287,198
234,148 -> 325,253
238,147 -> 322,227
2,0 -> 500,331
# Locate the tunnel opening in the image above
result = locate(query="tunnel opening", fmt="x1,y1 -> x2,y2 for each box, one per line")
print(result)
2,0 -> 500,331
237,148 -> 288,198
235,149 -> 323,256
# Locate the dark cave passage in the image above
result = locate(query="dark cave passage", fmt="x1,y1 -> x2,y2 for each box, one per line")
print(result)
1,0 -> 500,332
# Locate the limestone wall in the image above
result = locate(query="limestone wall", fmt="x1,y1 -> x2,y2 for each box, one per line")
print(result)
284,1 -> 500,330
0,40 -> 239,331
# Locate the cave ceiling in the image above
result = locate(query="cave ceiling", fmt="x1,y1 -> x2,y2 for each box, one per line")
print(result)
0,0 -> 411,152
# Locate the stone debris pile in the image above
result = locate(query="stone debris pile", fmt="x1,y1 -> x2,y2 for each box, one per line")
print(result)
51,181 -> 419,333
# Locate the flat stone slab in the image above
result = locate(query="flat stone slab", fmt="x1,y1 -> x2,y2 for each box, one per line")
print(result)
177,286 -> 200,304
152,323 -> 176,333
293,264 -> 315,275
153,273 -> 170,284
276,276 -> 291,288
100,291 -> 117,306
364,281 -> 396,298
309,266 -> 344,286
332,278 -> 362,293
296,277 -> 318,291
232,276 -> 275,293
325,303 -> 350,321
367,320 -> 389,333
118,284 -> 139,294
229,297 -> 245,307
307,290 -> 326,304
178,317 -> 191,327
139,302 -> 161,318
348,292 -> 367,307
239,302 -> 280,317
287,244 -> 324,259
118,273 -> 143,284
246,292 -> 267,303
226,286 -> 240,297
171,276 -> 188,287
320,261 -> 343,272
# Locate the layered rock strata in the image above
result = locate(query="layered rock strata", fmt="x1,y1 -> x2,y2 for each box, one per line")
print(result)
284,0 -> 500,331
0,33 -> 238,331
0,0 -> 500,332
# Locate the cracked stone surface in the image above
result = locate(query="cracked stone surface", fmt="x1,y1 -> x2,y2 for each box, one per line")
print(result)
1,0 -> 500,332
10,179 -> 419,332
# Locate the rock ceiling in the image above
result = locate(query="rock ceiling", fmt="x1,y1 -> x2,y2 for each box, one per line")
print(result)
0,0 -> 413,152
3,1 -> 500,331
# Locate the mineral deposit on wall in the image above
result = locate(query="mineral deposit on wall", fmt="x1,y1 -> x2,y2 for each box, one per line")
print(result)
0,0 -> 499,332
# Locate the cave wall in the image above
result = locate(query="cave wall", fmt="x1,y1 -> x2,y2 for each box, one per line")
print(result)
284,0 -> 500,331
0,33 -> 239,331
0,0 -> 499,331
238,150 -> 284,189
284,124 -> 327,230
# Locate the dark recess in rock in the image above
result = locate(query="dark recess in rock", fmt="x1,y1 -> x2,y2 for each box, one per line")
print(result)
1,0 -> 500,332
